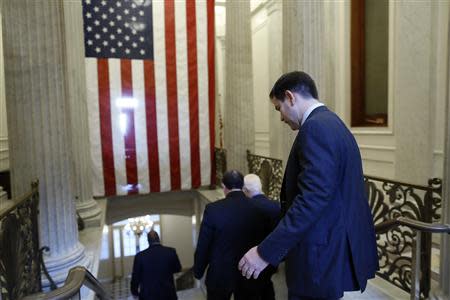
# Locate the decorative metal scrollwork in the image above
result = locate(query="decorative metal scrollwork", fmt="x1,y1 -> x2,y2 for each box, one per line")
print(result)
365,176 -> 442,299
246,150 -> 283,201
0,181 -> 41,300
214,148 -> 227,187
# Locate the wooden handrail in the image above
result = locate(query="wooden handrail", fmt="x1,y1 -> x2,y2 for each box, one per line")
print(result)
22,266 -> 111,300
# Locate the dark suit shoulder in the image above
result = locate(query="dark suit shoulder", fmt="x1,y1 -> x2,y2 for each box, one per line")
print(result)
206,191 -> 246,210
165,246 -> 178,256
303,107 -> 347,133
251,194 -> 281,219
203,199 -> 225,217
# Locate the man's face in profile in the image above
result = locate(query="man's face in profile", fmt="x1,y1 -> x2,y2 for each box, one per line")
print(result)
271,96 -> 300,131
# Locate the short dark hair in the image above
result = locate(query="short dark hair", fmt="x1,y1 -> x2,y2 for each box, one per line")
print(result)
222,170 -> 244,190
147,230 -> 160,244
269,71 -> 318,101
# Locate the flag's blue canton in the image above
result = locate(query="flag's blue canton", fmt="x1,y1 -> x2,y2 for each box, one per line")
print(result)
82,0 -> 153,60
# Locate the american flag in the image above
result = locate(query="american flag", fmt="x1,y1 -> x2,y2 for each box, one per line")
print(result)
82,0 -> 215,197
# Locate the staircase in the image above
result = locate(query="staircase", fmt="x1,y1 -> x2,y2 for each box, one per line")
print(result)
103,270 -> 199,300
103,277 -> 134,300
101,264 -> 409,300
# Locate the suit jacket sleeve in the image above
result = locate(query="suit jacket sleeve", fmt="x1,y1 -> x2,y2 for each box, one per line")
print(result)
193,205 -> 214,279
258,120 -> 339,266
172,249 -> 182,273
130,254 -> 140,296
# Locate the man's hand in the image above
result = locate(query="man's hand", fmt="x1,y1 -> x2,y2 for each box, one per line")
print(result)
238,246 -> 269,279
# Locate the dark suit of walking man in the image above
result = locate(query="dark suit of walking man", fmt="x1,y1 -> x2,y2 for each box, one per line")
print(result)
131,230 -> 182,300
194,170 -> 273,300
239,71 -> 379,300
243,174 -> 281,300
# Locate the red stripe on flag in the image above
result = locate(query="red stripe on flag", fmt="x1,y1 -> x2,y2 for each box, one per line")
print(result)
165,0 -> 181,190
121,59 -> 139,194
186,0 -> 201,188
207,0 -> 216,186
144,60 -> 161,192
97,59 -> 117,196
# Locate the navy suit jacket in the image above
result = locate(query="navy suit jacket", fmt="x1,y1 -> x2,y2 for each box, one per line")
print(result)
258,106 -> 379,298
251,194 -> 281,226
194,191 -> 273,291
130,244 -> 182,300
251,194 -> 282,242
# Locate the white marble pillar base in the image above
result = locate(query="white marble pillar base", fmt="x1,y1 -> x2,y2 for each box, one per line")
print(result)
0,186 -> 6,202
42,242 -> 92,289
76,198 -> 102,227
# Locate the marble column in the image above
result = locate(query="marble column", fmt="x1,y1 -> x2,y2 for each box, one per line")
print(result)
302,2 -> 330,105
266,0 -> 286,161
435,5 -> 450,298
224,0 -> 255,172
0,6 -> 8,204
275,1 -> 331,164
1,0 -> 90,287
63,1 -> 101,227
276,1 -> 304,163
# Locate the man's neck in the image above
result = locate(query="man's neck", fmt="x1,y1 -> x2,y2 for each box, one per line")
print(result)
300,98 -> 320,116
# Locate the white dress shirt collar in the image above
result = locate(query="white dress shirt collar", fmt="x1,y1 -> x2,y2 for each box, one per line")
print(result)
301,102 -> 325,126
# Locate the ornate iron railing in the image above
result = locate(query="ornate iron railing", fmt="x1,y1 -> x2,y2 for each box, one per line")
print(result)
374,217 -> 450,300
214,147 -> 227,187
246,150 -> 283,201
0,181 -> 41,300
365,175 -> 442,299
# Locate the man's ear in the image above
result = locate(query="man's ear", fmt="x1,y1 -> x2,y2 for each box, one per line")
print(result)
284,90 -> 296,107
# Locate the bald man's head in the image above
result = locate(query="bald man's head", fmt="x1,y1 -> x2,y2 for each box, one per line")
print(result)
147,230 -> 160,245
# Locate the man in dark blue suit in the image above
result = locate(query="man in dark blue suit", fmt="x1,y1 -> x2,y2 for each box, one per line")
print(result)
243,174 -> 281,300
130,230 -> 181,300
239,71 -> 379,300
194,170 -> 273,300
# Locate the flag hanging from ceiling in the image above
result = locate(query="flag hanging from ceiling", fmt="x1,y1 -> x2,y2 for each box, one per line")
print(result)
82,0 -> 215,197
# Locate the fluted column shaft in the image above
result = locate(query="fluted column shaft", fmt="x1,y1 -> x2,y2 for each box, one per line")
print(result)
0,6 -> 7,204
266,0 -> 287,161
275,1 -> 330,164
63,1 -> 101,227
224,0 -> 254,172
277,1 -> 303,162
437,6 -> 450,298
1,0 -> 89,286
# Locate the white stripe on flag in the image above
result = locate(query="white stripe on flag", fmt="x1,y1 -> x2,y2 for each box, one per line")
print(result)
131,59 -> 150,194
196,0 -> 211,186
153,0 -> 171,192
109,58 -> 128,195
175,0 -> 192,189
85,58 -> 105,196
